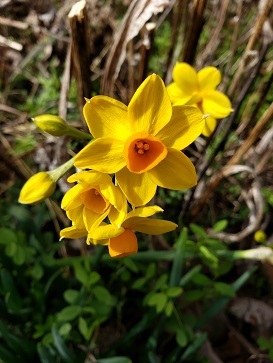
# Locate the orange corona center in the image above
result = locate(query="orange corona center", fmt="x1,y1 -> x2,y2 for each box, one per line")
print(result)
81,187 -> 110,214
124,132 -> 168,173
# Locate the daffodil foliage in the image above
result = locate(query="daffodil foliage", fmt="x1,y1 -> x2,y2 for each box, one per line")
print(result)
167,63 -> 233,137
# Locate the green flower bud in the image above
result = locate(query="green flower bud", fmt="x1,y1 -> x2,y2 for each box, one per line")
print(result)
33,115 -> 69,136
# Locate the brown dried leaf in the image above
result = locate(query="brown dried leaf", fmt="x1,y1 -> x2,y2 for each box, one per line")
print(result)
102,0 -> 170,97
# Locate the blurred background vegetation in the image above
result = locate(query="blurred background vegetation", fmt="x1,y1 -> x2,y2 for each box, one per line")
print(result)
0,0 -> 273,362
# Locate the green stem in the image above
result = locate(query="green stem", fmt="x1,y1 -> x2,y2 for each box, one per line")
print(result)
66,126 -> 93,140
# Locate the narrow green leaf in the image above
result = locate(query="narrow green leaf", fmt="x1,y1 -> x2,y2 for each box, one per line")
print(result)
190,224 -> 207,238
214,282 -> 235,297
89,271 -> 101,286
180,332 -> 207,360
73,262 -> 89,286
165,300 -> 174,317
78,317 -> 89,340
176,329 -> 188,348
212,220 -> 228,232
37,344 -> 55,363
169,228 -> 188,287
166,286 -> 183,298
51,326 -> 76,363
192,273 -> 212,286
97,357 -> 132,363
179,265 -> 202,287
57,306 -> 82,321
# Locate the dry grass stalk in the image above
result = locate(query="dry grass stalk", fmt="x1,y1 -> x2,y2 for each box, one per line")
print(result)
101,0 -> 171,98
228,0 -> 273,97
68,0 -> 92,117
192,101 -> 273,218
182,0 -> 208,64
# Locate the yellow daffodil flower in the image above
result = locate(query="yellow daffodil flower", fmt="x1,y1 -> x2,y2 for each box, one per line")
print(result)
19,172 -> 56,204
61,171 -> 127,233
89,205 -> 178,258
74,74 -> 205,207
60,205 -> 177,258
167,63 -> 233,137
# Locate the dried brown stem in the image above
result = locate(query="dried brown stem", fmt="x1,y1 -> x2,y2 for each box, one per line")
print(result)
228,0 -> 273,97
191,101 -> 273,218
68,0 -> 92,119
182,0 -> 208,64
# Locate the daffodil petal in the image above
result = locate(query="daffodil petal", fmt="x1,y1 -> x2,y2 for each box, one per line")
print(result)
128,74 -> 172,135
83,206 -> 109,231
156,105 -> 204,150
116,167 -> 157,207
108,202 -> 127,228
83,96 -> 131,141
202,91 -> 232,119
172,62 -> 198,96
166,83 -> 193,104
74,138 -> 126,173
89,224 -> 124,240
100,183 -> 126,212
125,205 -> 163,221
67,170 -> 112,185
60,225 -> 87,240
123,217 -> 177,235
148,148 -> 197,190
61,183 -> 87,210
67,206 -> 85,228
197,67 -> 221,92
202,116 -> 217,137
108,229 -> 138,258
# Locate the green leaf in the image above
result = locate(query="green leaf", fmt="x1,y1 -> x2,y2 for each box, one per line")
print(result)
154,274 -> 168,291
37,344 -> 55,363
0,228 -> 17,244
165,300 -> 174,317
212,220 -> 228,232
199,245 -> 218,269
123,258 -> 139,273
184,290 -> 205,302
13,245 -> 26,265
93,286 -> 116,306
57,306 -> 82,321
166,286 -> 183,298
181,332 -> 207,360
179,265 -> 202,287
5,242 -> 17,257
64,290 -> 80,304
169,228 -> 187,287
97,357 -> 132,363
176,329 -> 188,347
132,277 -> 147,289
73,262 -> 89,286
147,292 -> 167,313
190,224 -> 207,238
59,323 -> 72,336
146,263 -> 156,279
78,317 -> 89,340
214,282 -> 235,297
89,271 -> 101,286
192,273 -> 212,286
51,326 -> 76,363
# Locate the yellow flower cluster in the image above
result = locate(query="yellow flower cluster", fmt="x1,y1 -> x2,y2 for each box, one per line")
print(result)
19,66 -> 232,258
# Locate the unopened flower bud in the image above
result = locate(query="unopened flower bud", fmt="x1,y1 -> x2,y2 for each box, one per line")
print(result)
33,115 -> 69,137
19,172 -> 56,204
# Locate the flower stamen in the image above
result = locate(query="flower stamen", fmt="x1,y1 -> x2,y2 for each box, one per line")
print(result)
135,139 -> 150,155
